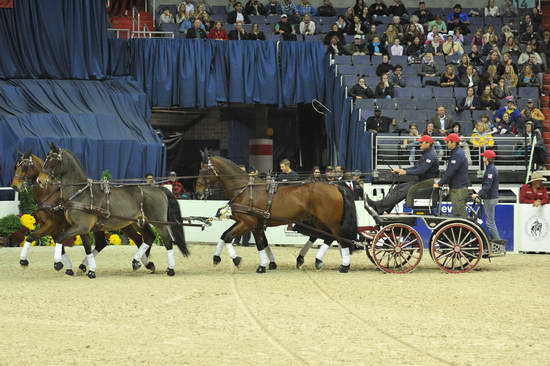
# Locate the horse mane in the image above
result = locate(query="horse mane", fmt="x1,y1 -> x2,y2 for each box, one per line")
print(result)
210,156 -> 248,177
61,149 -> 88,181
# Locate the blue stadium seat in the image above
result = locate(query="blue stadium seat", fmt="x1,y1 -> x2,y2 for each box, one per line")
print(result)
353,55 -> 370,65
455,110 -> 472,121
304,34 -> 324,42
361,109 -> 375,120
414,87 -> 433,99
390,55 -> 407,66
376,98 -> 397,110
445,54 -> 461,64
211,5 -> 226,14
434,87 -> 454,98
343,75 -> 357,87
319,23 -> 332,33
344,35 -> 354,44
265,15 -> 279,24
435,97 -> 455,110
381,109 -> 403,120
454,87 -> 467,99
405,110 -> 429,123
319,16 -> 337,25
334,55 -> 352,65
365,76 -> 379,86
394,87 -> 414,99
337,65 -> 357,75
355,98 -> 376,110
265,33 -> 281,41
472,110 -> 492,121
249,15 -> 266,24
460,121 -> 474,135
518,87 -> 539,100
484,17 -> 502,25
415,98 -> 437,110
355,65 -> 376,76
469,17 -> 484,25
406,77 -> 422,87
395,98 -> 417,110
422,76 -> 439,87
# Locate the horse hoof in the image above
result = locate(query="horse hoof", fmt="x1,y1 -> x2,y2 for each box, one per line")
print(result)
296,255 -> 304,269
54,261 -> 64,271
79,264 -> 87,273
132,259 -> 141,271
166,268 -> 175,276
65,269 -> 75,276
87,271 -> 96,279
232,256 -> 242,267
315,258 -> 324,270
145,262 -> 156,273
338,265 -> 350,273
256,266 -> 267,274
19,259 -> 29,266
268,262 -> 277,270
213,255 -> 221,266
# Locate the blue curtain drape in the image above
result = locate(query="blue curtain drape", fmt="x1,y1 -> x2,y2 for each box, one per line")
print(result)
279,42 -> 326,107
108,39 -> 130,76
0,79 -> 164,185
0,0 -> 108,79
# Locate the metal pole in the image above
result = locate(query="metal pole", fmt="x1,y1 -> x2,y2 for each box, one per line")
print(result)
526,135 -> 537,184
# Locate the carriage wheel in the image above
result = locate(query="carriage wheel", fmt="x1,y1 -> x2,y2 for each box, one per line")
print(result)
430,223 -> 483,273
371,223 -> 423,274
358,227 -> 378,266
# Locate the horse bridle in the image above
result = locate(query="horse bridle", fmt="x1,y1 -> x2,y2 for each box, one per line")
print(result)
14,156 -> 36,191
196,159 -> 221,199
41,150 -> 63,186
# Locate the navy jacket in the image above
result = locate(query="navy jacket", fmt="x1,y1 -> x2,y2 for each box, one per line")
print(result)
439,146 -> 469,189
478,163 -> 499,199
279,170 -> 300,182
405,147 -> 439,181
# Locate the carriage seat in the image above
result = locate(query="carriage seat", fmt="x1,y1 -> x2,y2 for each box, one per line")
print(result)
405,178 -> 438,213
363,201 -> 417,227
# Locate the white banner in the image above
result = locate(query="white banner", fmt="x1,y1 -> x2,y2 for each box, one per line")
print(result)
518,204 -> 550,252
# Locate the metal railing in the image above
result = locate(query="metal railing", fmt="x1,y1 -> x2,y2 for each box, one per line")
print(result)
131,31 -> 174,38
375,135 -> 530,174
107,28 -> 130,39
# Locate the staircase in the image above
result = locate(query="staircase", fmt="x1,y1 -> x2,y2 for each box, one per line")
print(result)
110,11 -> 155,39
541,0 -> 550,169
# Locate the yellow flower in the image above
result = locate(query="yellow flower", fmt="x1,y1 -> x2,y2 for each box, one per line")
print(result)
129,239 -> 136,246
48,237 -> 55,246
20,214 -> 36,230
20,236 -> 38,246
109,234 -> 122,245
74,235 -> 83,245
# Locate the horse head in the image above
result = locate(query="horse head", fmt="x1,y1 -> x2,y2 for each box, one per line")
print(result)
195,152 -> 219,199
12,151 -> 42,191
37,143 -> 65,188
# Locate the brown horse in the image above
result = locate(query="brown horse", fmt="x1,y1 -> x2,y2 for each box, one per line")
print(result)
196,156 -> 358,273
11,152 -> 154,277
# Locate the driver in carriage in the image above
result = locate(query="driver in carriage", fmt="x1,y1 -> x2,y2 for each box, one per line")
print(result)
366,135 -> 440,215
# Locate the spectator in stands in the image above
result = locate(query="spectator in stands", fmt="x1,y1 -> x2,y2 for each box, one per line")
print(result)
177,13 -> 193,33
275,14 -> 297,40
542,31 -> 550,64
375,73 -> 394,98
245,0 -> 267,16
502,65 -> 518,88
145,173 -> 155,185
443,35 -> 464,57
228,20 -> 247,40
459,65 -> 480,88
345,35 -> 368,55
520,122 -> 547,171
388,0 -> 407,18
179,0 -> 195,15
324,24 -> 345,45
343,7 -> 355,25
405,36 -> 424,58
520,172 -> 548,206
334,165 -> 344,180
479,64 -> 499,93
447,4 -> 470,35
501,53 -> 518,75
520,24 -> 542,45
495,97 -> 521,123
327,35 -> 345,56
494,111 -> 514,134
471,121 -> 494,151
346,16 -> 366,36
409,14 -> 425,34
368,0 -> 387,17
368,36 -> 387,56
457,55 -> 471,78
317,0 -> 336,16
389,16 -> 404,36
176,7 -> 188,25
428,15 -> 447,33
208,21 -> 229,40
279,159 -> 299,181
518,44 -> 543,67
423,121 -> 443,156
168,171 -> 185,199
430,106 -> 455,135
468,44 -> 484,68
349,76 -> 375,99
160,8 -> 175,24
479,85 -> 499,110
299,14 -> 316,35
440,64 -> 460,87
228,2 -> 250,24
196,4 -> 209,18
359,7 -> 372,24
382,24 -> 399,47
519,65 -> 540,88
449,122 -> 472,163
389,38 -> 403,56
335,16 -> 348,33
226,0 -> 237,13
418,53 -> 439,78
202,14 -> 214,31
426,24 -> 442,42
325,165 -> 335,181
401,123 -> 421,164
366,24 -> 378,42
501,0 -> 516,17
279,0 -> 298,19
425,34 -> 444,56
470,29 -> 484,47
311,166 -> 323,181
376,54 -> 393,76
197,0 -> 213,14
456,87 -> 480,112
493,78 -> 513,100
187,19 -> 208,38
247,23 -> 266,39
353,0 -> 366,16
520,14 -> 536,35
502,37 -> 521,57
521,99 -> 545,126
297,0 -> 316,16
366,108 -> 393,133
266,0 -> 280,15
484,0 -> 499,17
389,64 -> 406,87
413,2 -> 433,24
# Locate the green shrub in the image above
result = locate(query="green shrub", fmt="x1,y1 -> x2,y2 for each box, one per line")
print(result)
18,190 -> 37,215
0,215 -> 22,238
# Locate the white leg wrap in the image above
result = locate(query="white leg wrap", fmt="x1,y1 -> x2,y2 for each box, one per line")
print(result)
265,246 -> 275,262
214,238 -> 225,256
20,241 -> 31,260
54,243 -> 63,263
226,243 -> 237,259
133,243 -> 150,262
62,253 -> 73,270
299,240 -> 314,257
341,247 -> 350,266
259,249 -> 269,267
167,249 -> 175,269
82,250 -> 98,266
141,254 -> 149,266
315,243 -> 330,261
86,254 -> 97,271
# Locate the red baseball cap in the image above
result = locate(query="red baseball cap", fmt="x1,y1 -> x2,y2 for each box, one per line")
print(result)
443,133 -> 460,143
416,135 -> 434,143
480,150 -> 496,159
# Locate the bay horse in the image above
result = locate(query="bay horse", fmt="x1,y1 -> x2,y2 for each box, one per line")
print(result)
11,152 -> 156,276
36,143 -> 188,277
195,156 -> 358,273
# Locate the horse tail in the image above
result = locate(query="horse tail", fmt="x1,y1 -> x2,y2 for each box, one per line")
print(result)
336,185 -> 358,250
160,187 -> 189,257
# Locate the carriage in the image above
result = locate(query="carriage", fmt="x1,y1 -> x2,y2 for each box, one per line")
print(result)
357,180 -> 507,274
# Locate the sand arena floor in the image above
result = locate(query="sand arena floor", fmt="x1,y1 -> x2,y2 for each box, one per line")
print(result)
1,244 -> 550,366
